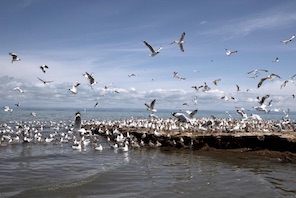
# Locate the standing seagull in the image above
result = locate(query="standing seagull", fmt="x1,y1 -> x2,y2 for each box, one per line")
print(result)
257,73 -> 281,88
225,49 -> 238,56
143,40 -> 162,57
170,32 -> 185,52
145,99 -> 157,112
9,53 -> 21,63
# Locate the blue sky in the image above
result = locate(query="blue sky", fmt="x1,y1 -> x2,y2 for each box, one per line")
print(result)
1,0 -> 296,113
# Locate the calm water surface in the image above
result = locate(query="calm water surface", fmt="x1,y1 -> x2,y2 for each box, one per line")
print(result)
0,108 -> 296,197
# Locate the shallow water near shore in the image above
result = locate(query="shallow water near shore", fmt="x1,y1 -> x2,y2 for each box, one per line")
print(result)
1,108 -> 296,197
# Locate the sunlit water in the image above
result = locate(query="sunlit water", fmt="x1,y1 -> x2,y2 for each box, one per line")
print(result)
0,108 -> 296,197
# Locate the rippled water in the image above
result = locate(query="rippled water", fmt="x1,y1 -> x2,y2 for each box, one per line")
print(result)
1,108 -> 296,197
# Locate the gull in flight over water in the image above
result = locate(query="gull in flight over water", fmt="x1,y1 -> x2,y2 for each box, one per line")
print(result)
40,65 -> 49,73
257,73 -> 281,88
225,48 -> 238,56
9,52 -> 21,63
37,77 -> 53,84
145,99 -> 157,112
3,106 -> 13,112
143,40 -> 162,57
170,32 -> 185,52
281,34 -> 295,44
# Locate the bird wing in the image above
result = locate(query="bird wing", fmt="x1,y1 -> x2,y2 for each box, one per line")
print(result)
150,99 -> 156,109
257,77 -> 267,88
259,94 -> 270,105
271,73 -> 281,79
189,109 -> 198,118
179,43 -> 184,52
37,77 -> 45,83
179,32 -> 185,42
143,40 -> 155,53
144,103 -> 150,109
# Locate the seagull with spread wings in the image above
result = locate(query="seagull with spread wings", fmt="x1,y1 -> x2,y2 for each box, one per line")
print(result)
69,82 -> 81,94
83,72 -> 97,88
170,32 -> 185,52
145,99 -> 157,112
143,40 -> 162,57
9,52 -> 21,63
40,65 -> 49,73
225,48 -> 238,56
257,73 -> 281,88
37,77 -> 53,84
281,34 -> 296,44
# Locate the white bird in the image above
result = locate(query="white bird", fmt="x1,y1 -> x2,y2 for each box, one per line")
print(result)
143,40 -> 162,57
3,106 -> 13,112
170,32 -> 185,52
225,48 -> 238,56
236,109 -> 247,119
145,99 -> 157,112
13,86 -> 24,93
69,82 -> 80,94
83,72 -> 97,88
37,77 -> 53,84
40,65 -> 49,73
281,34 -> 295,44
249,113 -> 262,121
94,144 -> 103,151
172,112 -> 191,123
9,52 -> 21,63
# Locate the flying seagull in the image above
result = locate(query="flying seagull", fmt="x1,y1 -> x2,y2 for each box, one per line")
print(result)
69,82 -> 81,94
13,86 -> 24,93
40,65 -> 49,73
172,112 -> 191,123
37,77 -> 53,84
257,73 -> 281,88
247,69 -> 268,75
83,72 -> 97,88
9,52 -> 21,63
213,79 -> 221,86
145,99 -> 157,112
225,48 -> 238,56
143,40 -> 162,57
272,57 -> 279,63
170,32 -> 185,52
281,34 -> 296,44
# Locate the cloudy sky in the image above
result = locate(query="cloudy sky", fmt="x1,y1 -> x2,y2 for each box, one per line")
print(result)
1,0 -> 296,112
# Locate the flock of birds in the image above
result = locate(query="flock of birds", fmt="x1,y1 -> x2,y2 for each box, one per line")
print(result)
1,32 -> 296,151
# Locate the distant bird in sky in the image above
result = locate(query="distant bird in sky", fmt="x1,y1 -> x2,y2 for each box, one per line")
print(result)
213,79 -> 221,85
145,99 -> 157,112
247,69 -> 268,75
40,65 -> 49,73
128,73 -> 138,77
37,77 -> 53,84
281,34 -> 295,44
280,80 -> 294,89
170,32 -> 185,52
257,73 -> 281,88
15,102 -> 21,107
9,52 -> 21,63
236,84 -> 240,92
225,48 -> 238,56
143,40 -> 162,57
13,86 -> 24,93
83,72 -> 97,88
69,82 -> 80,94
272,57 -> 279,63
94,101 -> 99,108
